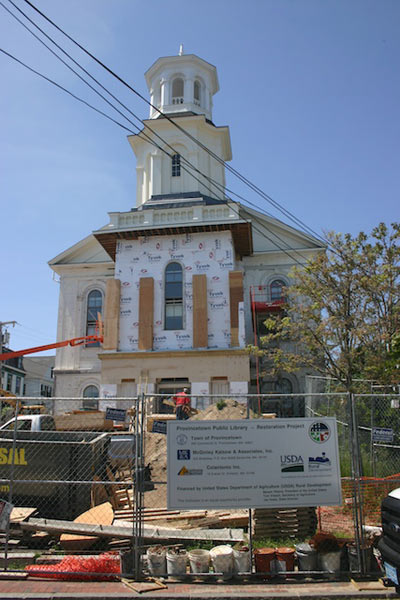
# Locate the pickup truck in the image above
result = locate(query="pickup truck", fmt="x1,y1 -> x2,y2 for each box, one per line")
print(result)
0,415 -> 56,432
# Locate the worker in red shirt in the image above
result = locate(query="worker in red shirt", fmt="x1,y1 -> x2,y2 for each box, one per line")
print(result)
173,388 -> 191,420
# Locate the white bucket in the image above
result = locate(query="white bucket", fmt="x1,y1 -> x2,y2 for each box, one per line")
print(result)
166,549 -> 188,576
189,549 -> 210,574
210,545 -> 233,577
147,547 -> 166,576
319,551 -> 341,573
233,547 -> 251,573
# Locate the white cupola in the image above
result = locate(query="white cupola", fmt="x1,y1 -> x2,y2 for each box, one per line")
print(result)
128,50 -> 231,206
144,49 -> 219,122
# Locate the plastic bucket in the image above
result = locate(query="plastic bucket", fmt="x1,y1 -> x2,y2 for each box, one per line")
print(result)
210,545 -> 233,577
233,547 -> 251,573
319,551 -> 341,573
275,547 -> 295,573
166,549 -> 188,576
147,546 -> 166,576
254,548 -> 276,577
189,549 -> 210,574
295,543 -> 318,571
347,544 -> 372,573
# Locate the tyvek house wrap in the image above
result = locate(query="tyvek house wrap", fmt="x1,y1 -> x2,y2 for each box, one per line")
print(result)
115,231 -> 239,352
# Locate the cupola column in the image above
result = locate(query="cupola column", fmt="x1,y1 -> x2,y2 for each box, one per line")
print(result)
150,151 -> 162,197
160,78 -> 167,107
184,75 -> 194,105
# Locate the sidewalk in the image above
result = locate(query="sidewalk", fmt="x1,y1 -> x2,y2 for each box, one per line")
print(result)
0,577 -> 398,600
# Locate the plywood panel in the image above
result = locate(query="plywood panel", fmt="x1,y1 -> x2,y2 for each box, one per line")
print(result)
60,502 -> 114,550
103,278 -> 121,350
192,274 -> 208,348
139,277 -> 154,350
229,271 -> 243,347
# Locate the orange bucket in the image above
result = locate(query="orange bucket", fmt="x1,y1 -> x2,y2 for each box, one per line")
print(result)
254,548 -> 275,577
275,547 -> 295,573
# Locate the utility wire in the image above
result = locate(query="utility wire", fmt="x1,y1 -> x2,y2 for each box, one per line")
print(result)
18,0 -> 328,247
2,3 -> 311,265
5,0 -> 326,263
2,2 -> 312,264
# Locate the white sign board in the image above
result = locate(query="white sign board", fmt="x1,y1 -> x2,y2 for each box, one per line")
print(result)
167,418 -> 342,510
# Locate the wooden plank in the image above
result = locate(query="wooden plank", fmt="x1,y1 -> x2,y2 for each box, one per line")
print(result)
122,577 -> 167,592
192,274 -> 208,348
0,572 -> 28,580
229,271 -> 243,347
103,278 -> 121,350
138,277 -> 154,350
60,502 -> 114,550
55,412 -> 113,431
10,507 -> 37,523
351,579 -> 386,591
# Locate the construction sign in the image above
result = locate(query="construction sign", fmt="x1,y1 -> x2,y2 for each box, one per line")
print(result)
167,418 -> 342,510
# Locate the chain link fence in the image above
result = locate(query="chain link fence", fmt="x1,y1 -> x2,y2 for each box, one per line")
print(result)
0,392 -> 399,579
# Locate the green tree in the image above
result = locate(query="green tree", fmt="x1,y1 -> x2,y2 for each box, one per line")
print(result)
254,223 -> 400,392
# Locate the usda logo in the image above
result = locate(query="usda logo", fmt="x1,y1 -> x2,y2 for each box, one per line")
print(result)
309,421 -> 331,443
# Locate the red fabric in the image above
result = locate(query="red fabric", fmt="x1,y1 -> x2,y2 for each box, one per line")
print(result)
173,392 -> 190,406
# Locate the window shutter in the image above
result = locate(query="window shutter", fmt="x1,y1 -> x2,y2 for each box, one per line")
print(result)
103,279 -> 121,350
229,271 -> 243,347
192,274 -> 208,348
139,277 -> 154,350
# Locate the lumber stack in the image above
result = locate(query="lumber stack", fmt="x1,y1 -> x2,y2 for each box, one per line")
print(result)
113,507 -> 249,529
252,507 -> 317,540
55,411 -> 113,431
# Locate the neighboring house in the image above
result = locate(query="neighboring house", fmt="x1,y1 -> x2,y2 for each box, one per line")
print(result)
0,347 -> 25,396
23,356 -> 55,399
49,51 -> 324,415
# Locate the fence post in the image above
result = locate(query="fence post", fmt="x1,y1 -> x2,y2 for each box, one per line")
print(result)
349,392 -> 366,574
132,393 -> 146,580
4,398 -> 20,571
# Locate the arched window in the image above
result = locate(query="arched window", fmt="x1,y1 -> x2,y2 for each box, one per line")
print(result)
86,290 -> 102,347
193,80 -> 200,106
172,77 -> 184,104
165,262 -> 183,330
270,279 -> 286,302
82,385 -> 99,410
172,153 -> 181,177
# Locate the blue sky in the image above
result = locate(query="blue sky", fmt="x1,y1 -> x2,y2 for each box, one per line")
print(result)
1,0 -> 399,352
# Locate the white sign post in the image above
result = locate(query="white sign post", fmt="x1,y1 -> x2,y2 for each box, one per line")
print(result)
167,418 -> 342,510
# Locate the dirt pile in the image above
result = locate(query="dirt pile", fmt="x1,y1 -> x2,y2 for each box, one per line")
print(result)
191,398 -> 255,421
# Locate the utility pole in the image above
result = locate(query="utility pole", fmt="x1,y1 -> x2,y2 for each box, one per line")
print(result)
0,321 -> 17,392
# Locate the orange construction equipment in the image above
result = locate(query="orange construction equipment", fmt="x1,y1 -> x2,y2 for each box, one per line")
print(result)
0,335 -> 103,362
0,316 -> 103,362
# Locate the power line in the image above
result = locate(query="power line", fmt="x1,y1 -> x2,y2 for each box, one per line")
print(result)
2,2 -> 314,265
4,0 -> 325,264
18,0 -> 328,247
